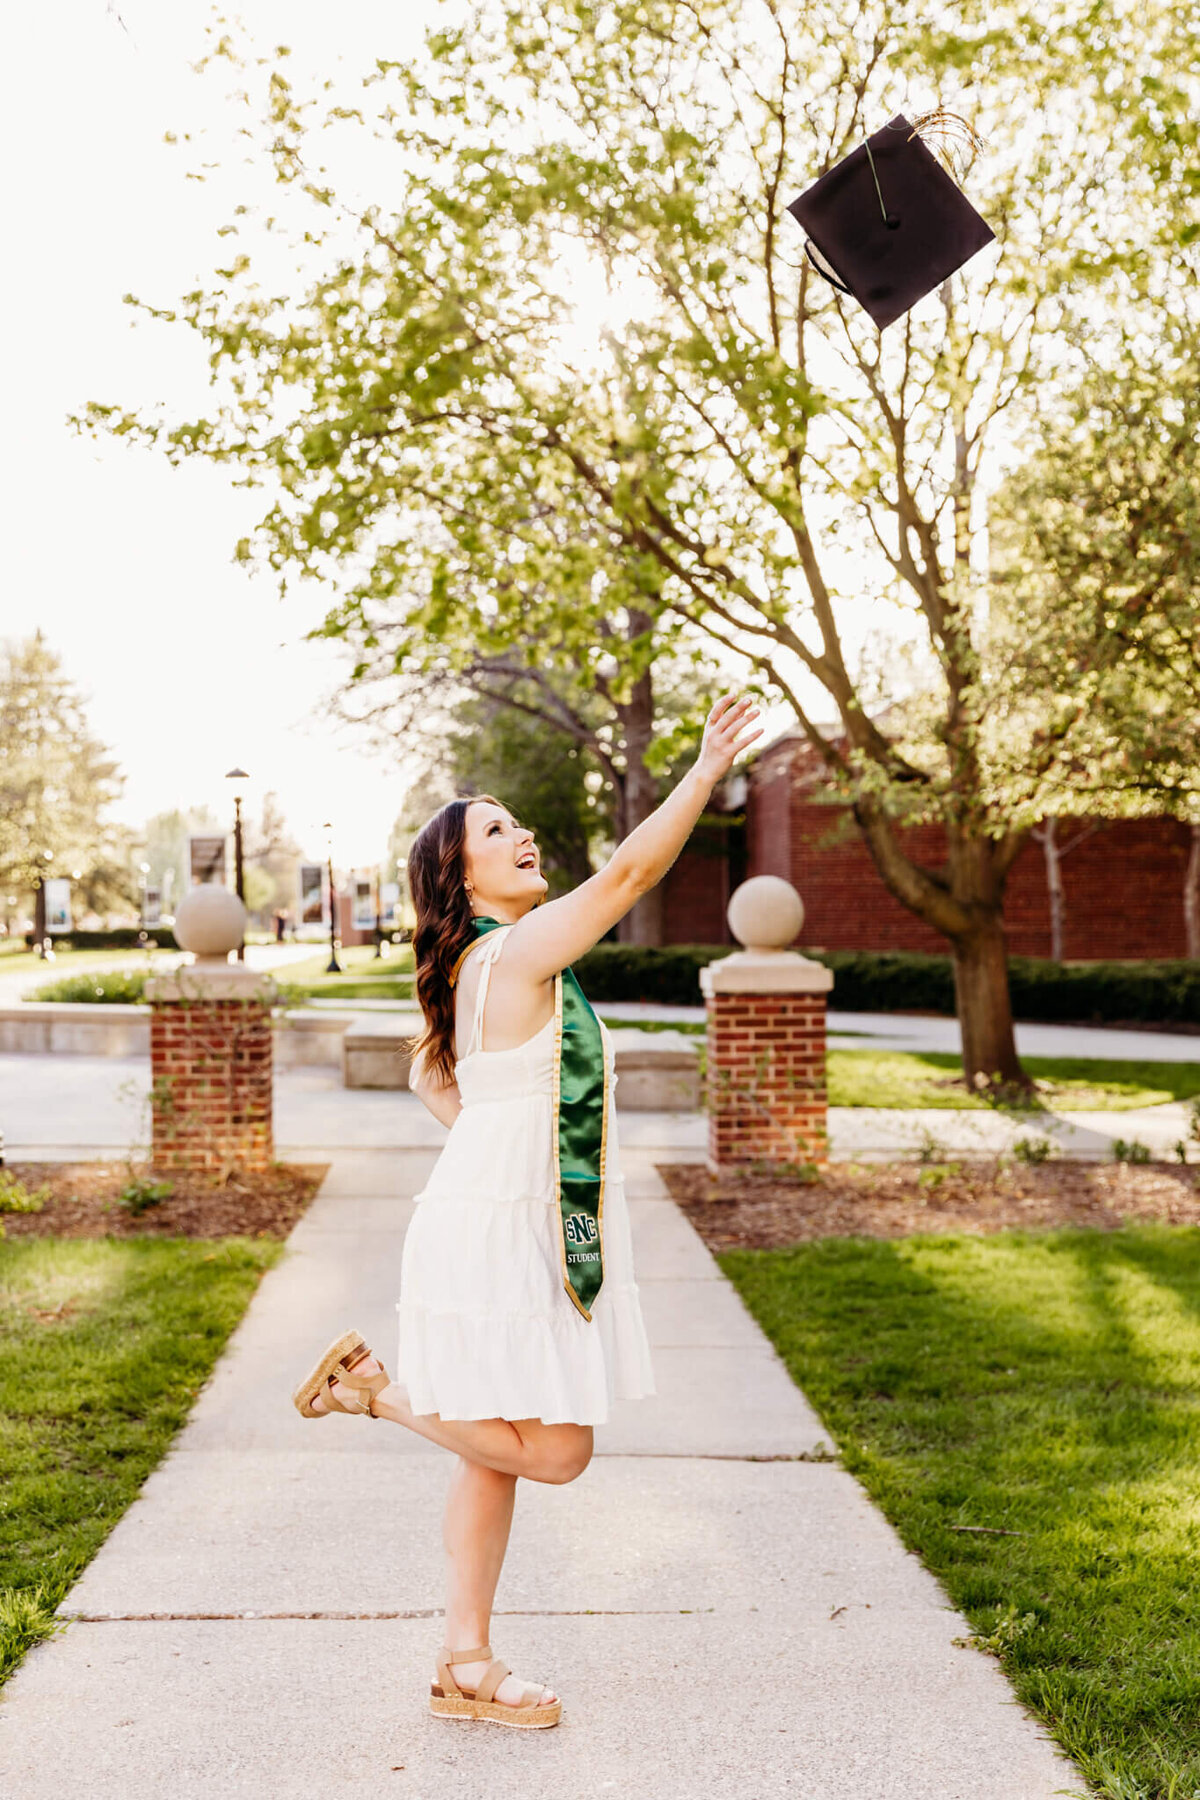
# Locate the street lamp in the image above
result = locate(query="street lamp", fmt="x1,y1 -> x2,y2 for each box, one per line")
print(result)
226,767 -> 249,964
322,821 -> 342,974
373,864 -> 385,960
34,849 -> 53,958
138,861 -> 151,944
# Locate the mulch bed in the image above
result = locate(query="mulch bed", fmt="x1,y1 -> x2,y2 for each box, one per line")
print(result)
656,1160 -> 1200,1251
0,1162 -> 328,1240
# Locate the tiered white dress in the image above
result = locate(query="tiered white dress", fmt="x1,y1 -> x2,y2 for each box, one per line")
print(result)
394,925 -> 657,1425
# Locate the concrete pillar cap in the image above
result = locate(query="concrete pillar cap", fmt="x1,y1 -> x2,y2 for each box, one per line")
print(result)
173,884 -> 246,964
728,875 -> 804,950
701,875 -> 833,995
146,966 -> 276,1004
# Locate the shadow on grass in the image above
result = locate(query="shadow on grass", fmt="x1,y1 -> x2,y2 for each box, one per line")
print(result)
719,1224 -> 1200,1799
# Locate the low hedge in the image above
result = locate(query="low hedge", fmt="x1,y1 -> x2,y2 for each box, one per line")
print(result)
574,943 -> 1200,1026
574,943 -> 731,1005
22,928 -> 179,951
818,951 -> 1200,1025
25,969 -> 151,1004
20,932 -> 1200,1028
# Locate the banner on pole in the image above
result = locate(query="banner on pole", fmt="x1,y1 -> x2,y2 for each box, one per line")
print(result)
351,871 -> 376,931
44,878 -> 72,935
298,863 -> 326,926
189,835 -> 228,887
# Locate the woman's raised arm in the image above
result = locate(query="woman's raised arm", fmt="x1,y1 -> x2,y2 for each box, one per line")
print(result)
504,692 -> 761,986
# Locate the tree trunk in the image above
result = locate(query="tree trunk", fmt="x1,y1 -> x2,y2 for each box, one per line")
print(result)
853,801 -> 1029,1091
1042,817 -> 1065,962
952,916 -> 1025,1087
1186,823 -> 1200,959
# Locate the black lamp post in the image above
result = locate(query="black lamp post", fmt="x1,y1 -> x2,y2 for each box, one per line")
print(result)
373,864 -> 385,960
226,767 -> 249,963
138,861 -> 151,947
33,849 -> 53,957
323,821 -> 342,974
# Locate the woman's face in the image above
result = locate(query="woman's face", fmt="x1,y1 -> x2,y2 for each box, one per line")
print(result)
460,800 -> 546,919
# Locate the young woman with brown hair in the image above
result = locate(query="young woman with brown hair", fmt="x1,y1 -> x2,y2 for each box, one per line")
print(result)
293,691 -> 762,1729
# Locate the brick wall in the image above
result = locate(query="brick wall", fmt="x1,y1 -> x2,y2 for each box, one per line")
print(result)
336,893 -> 376,949
661,818 -> 744,946
149,999 -> 273,1172
661,732 -> 1198,960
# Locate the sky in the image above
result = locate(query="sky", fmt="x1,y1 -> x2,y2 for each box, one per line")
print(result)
0,0 -> 452,869
0,0 -> 852,873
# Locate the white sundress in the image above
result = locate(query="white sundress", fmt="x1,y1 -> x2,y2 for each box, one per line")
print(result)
394,924 -> 658,1425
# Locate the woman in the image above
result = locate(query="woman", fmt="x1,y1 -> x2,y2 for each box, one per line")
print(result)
292,691 -> 762,1729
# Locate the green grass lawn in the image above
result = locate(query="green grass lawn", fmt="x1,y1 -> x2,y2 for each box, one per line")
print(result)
3,946 -> 180,984
720,1224 -> 1200,1798
595,1035 -> 1199,1112
283,942 -> 415,1000
827,1050 -> 1200,1112
0,1234 -> 283,1687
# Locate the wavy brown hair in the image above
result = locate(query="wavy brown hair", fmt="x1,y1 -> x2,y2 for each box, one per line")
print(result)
403,793 -> 520,1089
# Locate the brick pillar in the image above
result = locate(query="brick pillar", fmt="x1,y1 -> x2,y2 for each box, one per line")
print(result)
700,877 -> 834,1177
145,967 -> 274,1173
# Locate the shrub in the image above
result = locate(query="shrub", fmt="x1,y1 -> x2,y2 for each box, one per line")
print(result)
0,1172 -> 50,1213
573,943 -> 732,1005
918,1162 -> 964,1189
1111,1138 -> 1152,1164
576,943 -> 1200,1029
1012,1136 -> 1054,1165
26,969 -> 150,1004
118,1177 -> 174,1215
23,928 -> 179,951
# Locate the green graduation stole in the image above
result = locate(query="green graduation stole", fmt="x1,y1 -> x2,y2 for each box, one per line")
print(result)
450,914 -> 608,1322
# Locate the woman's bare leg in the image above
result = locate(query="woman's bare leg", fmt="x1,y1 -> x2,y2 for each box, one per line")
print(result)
310,1351 -> 593,1486
438,1456 -> 556,1707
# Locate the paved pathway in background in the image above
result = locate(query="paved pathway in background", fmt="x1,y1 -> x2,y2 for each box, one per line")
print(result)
0,942 -> 317,1005
822,1008 -> 1200,1063
0,1115 -> 1084,1798
2,1050 -> 1193,1165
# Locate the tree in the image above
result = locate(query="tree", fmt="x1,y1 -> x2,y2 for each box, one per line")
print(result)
989,318 -> 1200,953
340,634 -> 723,939
243,789 -> 303,922
74,1 -> 1200,1085
0,632 -> 129,918
141,804 -> 221,917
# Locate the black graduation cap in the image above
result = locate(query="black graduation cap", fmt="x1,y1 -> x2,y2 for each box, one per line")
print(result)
786,114 -> 995,331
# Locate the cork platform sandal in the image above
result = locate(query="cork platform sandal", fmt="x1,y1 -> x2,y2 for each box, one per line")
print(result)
292,1330 -> 391,1419
430,1643 -> 562,1730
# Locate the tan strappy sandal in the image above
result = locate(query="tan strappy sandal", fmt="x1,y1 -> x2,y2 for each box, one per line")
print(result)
430,1643 -> 562,1729
292,1329 -> 391,1419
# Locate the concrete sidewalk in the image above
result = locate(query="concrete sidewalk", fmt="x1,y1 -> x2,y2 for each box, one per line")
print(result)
0,1129 -> 1084,1797
2,1048 -> 1192,1166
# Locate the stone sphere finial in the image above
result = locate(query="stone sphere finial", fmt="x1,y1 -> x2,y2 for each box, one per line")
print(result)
174,884 -> 247,963
727,875 -> 804,951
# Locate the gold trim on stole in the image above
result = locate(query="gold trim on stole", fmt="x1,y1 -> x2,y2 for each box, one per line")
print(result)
551,971 -> 610,1323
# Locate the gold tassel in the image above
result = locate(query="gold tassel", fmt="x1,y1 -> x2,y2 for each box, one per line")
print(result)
903,109 -> 988,178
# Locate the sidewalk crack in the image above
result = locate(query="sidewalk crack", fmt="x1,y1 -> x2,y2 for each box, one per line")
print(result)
56,1607 -> 719,1623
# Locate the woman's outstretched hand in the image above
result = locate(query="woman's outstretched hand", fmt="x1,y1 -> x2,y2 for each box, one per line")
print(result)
694,691 -> 764,784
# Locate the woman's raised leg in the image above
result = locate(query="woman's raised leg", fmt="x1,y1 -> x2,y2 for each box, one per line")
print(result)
310,1350 -> 593,1485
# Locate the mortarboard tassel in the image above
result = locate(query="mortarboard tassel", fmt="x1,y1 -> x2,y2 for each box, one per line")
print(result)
900,109 -> 988,179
